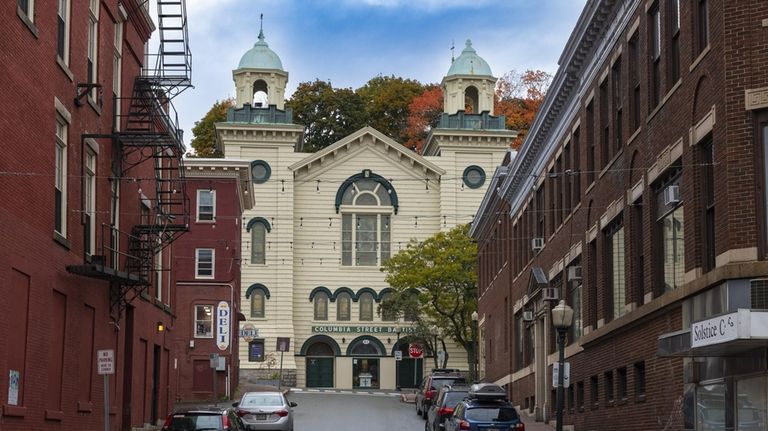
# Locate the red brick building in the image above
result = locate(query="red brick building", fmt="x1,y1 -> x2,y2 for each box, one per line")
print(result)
471,0 -> 768,429
0,0 -> 192,429
171,159 -> 252,402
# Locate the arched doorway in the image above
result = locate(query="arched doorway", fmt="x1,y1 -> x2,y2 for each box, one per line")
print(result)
464,85 -> 479,113
347,336 -> 385,389
252,79 -> 268,107
301,335 -> 339,388
393,337 -> 424,389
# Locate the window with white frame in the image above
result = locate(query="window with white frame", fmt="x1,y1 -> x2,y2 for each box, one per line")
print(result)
55,117 -> 67,237
337,292 -> 351,321
109,177 -> 119,269
197,190 -> 215,222
250,222 -> 266,264
18,0 -> 34,22
194,305 -> 213,338
657,172 -> 685,292
195,248 -> 214,279
57,0 -> 70,63
87,0 -> 99,101
251,290 -> 265,318
85,150 -> 96,256
314,292 -> 328,321
605,216 -> 626,320
113,21 -> 123,129
359,292 -> 374,321
340,177 -> 393,266
155,240 -> 163,302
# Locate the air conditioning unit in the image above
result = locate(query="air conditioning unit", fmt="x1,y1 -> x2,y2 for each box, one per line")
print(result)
567,265 -> 582,281
542,287 -> 559,301
522,311 -> 534,322
532,237 -> 545,251
663,184 -> 680,206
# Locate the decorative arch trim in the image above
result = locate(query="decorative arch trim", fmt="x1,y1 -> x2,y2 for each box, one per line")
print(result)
246,217 -> 272,233
299,334 -> 341,356
245,283 -> 271,299
334,287 -> 356,302
346,335 -> 387,356
309,286 -> 334,302
355,287 -> 379,302
377,288 -> 395,302
334,170 -> 399,214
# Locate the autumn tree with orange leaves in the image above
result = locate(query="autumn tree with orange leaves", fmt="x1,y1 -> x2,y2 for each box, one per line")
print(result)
494,69 -> 552,149
404,85 -> 443,151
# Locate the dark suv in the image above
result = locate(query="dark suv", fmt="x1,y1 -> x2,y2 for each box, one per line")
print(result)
161,406 -> 245,431
445,384 -> 524,431
425,383 -> 470,431
416,369 -> 466,419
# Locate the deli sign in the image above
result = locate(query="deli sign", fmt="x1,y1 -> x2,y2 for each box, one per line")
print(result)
691,311 -> 739,348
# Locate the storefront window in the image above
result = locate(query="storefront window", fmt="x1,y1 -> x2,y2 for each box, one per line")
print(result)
737,376 -> 767,431
696,383 -> 726,431
353,358 -> 379,389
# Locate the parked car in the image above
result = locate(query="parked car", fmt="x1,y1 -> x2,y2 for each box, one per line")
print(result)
416,369 -> 467,419
426,384 -> 470,431
234,391 -> 297,431
161,406 -> 245,431
445,383 -> 525,431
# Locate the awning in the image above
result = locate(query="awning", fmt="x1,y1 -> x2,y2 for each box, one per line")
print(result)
658,309 -> 768,357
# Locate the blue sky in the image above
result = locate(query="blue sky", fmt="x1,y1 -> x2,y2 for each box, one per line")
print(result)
160,0 -> 587,147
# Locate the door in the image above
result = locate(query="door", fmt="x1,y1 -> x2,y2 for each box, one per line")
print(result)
306,357 -> 334,388
398,358 -> 423,389
151,345 -> 160,423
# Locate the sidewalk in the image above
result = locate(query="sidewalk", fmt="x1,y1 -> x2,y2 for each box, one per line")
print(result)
521,419 -> 555,431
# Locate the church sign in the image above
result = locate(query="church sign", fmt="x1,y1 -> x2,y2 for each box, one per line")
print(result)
312,325 -> 417,335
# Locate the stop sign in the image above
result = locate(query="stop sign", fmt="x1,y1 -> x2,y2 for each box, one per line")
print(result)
408,343 -> 423,358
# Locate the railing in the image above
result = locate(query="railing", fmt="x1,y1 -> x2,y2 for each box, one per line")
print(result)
438,111 -> 507,130
115,92 -> 184,150
99,224 -> 150,282
227,104 -> 294,124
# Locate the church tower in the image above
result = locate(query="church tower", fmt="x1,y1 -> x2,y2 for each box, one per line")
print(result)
232,20 -> 288,109
442,39 -> 496,115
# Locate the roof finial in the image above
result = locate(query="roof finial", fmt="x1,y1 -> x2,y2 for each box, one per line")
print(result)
258,13 -> 264,41
451,39 -> 455,63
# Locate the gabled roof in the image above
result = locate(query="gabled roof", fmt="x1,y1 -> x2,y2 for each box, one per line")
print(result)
287,126 -> 446,177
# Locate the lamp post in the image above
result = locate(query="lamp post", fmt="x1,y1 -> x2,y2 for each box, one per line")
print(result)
395,325 -> 401,391
471,311 -> 478,382
551,300 -> 574,431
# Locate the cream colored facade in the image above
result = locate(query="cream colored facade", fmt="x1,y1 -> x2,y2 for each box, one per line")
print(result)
216,34 -> 515,390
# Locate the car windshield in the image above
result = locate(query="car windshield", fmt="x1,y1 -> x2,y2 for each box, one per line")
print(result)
444,392 -> 469,407
433,378 -> 462,390
466,406 -> 519,422
242,394 -> 284,406
167,414 -> 221,431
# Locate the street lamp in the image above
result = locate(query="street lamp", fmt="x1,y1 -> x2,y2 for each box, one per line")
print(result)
551,300 -> 574,431
395,325 -> 402,391
471,311 -> 478,382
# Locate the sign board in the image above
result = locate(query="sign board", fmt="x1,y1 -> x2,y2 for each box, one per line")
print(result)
552,362 -> 570,388
691,311 -> 739,348
216,301 -> 230,351
248,340 -> 264,362
276,337 -> 291,352
240,324 -> 258,342
7,370 -> 20,406
97,350 -> 115,375
394,351 -> 403,361
409,343 -> 424,359
312,325 -> 417,334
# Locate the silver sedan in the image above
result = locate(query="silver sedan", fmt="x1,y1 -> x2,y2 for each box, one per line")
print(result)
234,392 -> 297,431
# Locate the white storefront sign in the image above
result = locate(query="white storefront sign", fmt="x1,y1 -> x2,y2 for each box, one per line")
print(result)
216,301 -> 230,351
690,309 -> 768,348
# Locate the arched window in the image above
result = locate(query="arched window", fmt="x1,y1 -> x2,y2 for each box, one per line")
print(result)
251,290 -> 265,318
337,171 -> 395,267
337,292 -> 351,321
314,292 -> 328,321
247,218 -> 271,265
253,79 -> 268,107
359,292 -> 374,321
379,292 -> 396,321
465,85 -> 479,113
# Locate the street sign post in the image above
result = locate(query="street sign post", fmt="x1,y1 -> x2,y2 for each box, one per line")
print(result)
552,362 -> 570,388
408,343 -> 423,358
97,350 -> 114,431
394,351 -> 403,361
276,338 -> 291,390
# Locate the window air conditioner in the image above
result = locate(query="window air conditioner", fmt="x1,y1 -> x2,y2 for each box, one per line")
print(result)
532,237 -> 545,251
567,265 -> 582,281
542,287 -> 559,301
663,185 -> 680,206
522,311 -> 534,322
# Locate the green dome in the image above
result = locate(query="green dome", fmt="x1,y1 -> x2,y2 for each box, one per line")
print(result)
237,30 -> 284,71
446,39 -> 493,77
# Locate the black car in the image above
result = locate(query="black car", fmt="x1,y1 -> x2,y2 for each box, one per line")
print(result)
416,369 -> 467,419
161,406 -> 245,431
425,384 -> 470,431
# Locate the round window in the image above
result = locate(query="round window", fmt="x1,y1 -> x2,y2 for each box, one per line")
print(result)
463,165 -> 486,189
251,160 -> 271,184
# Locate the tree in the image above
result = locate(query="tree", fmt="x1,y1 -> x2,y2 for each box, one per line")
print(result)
287,80 -> 368,152
495,69 -> 553,149
189,98 -> 234,158
380,224 -> 478,378
356,75 -> 425,144
404,85 -> 443,152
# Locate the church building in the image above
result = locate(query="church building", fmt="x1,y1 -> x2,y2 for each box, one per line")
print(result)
215,29 -> 515,389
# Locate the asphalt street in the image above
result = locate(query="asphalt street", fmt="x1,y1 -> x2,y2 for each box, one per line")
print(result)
288,391 -> 425,431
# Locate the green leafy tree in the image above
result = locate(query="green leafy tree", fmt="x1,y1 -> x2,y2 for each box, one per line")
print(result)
356,75 -> 424,144
380,224 -> 478,378
287,80 -> 368,152
189,98 -> 234,158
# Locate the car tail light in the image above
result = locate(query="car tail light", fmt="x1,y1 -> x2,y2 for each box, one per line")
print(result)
275,409 -> 289,417
161,415 -> 173,430
438,407 -> 454,416
425,390 -> 436,400
458,420 -> 470,430
236,409 -> 247,417
513,423 -> 525,430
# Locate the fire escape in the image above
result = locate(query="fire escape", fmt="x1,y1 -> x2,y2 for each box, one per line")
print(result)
67,0 -> 193,320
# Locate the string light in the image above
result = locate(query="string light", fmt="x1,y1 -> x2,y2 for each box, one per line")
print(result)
316,180 -> 321,193
281,179 -> 285,193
